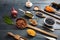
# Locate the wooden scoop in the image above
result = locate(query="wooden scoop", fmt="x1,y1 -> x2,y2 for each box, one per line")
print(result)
8,32 -> 28,40
8,32 -> 21,40
16,18 -> 58,39
45,6 -> 60,16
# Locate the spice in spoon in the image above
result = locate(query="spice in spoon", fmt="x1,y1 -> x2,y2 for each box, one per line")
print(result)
44,6 -> 56,13
33,6 -> 40,11
36,12 -> 46,18
27,29 -> 36,37
16,18 -> 27,29
29,19 -> 38,26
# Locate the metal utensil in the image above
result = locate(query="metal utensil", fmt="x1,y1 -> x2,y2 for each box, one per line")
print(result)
37,33 -> 57,40
44,36 -> 56,40
43,26 -> 55,32
19,8 -> 34,18
19,9 -> 25,13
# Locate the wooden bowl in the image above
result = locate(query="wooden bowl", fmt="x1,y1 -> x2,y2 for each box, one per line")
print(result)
16,18 -> 27,29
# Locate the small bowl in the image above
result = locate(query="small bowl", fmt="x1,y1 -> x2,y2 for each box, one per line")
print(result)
44,17 -> 56,26
26,2 -> 33,8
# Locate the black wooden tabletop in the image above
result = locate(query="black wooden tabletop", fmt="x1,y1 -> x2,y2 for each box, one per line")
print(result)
0,0 -> 60,40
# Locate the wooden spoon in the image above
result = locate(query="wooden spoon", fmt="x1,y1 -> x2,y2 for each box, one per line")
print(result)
26,24 -> 57,38
16,18 -> 58,39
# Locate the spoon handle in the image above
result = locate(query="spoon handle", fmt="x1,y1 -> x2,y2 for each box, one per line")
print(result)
19,9 -> 25,14
8,32 -> 21,40
39,9 -> 60,20
54,11 -> 60,16
27,24 -> 57,38
8,32 -> 15,37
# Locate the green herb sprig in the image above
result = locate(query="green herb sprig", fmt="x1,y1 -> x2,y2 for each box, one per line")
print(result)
3,16 -> 14,25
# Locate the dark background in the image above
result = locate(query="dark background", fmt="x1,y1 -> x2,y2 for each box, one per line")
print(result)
0,0 -> 60,40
